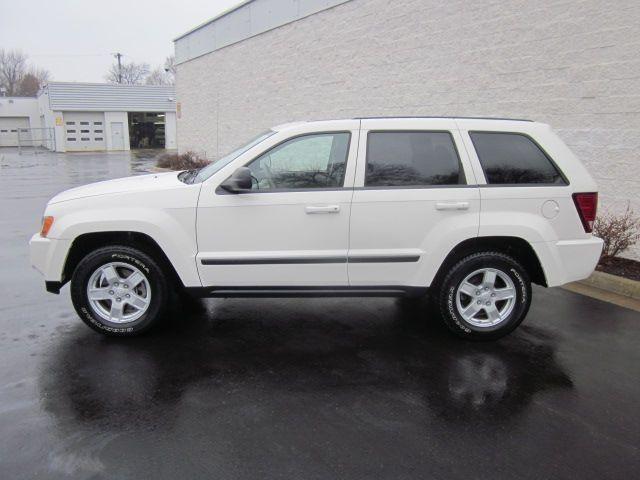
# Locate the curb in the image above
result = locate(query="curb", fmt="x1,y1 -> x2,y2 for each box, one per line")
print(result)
577,270 -> 640,301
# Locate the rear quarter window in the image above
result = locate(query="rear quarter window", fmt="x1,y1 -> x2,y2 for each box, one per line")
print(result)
469,132 -> 566,185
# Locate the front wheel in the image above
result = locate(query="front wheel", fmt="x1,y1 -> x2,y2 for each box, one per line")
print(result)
437,251 -> 532,340
70,246 -> 170,336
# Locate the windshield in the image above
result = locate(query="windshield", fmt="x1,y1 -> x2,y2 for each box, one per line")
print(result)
191,130 -> 275,183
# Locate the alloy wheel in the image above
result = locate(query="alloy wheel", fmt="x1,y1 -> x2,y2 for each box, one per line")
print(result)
86,262 -> 151,323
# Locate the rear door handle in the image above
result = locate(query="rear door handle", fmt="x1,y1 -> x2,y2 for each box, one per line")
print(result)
435,201 -> 469,211
305,205 -> 340,214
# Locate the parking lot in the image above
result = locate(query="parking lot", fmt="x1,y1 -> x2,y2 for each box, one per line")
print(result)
1,148 -> 639,479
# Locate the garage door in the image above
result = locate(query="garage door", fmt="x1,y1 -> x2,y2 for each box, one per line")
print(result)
64,112 -> 106,151
0,117 -> 30,147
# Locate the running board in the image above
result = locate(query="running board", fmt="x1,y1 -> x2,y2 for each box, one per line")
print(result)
185,286 -> 428,299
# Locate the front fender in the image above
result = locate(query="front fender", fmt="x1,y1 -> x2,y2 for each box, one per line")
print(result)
50,206 -> 201,287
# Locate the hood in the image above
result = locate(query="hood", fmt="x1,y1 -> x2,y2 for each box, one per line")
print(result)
49,172 -> 183,204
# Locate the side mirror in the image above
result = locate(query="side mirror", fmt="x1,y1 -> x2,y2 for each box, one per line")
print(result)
219,167 -> 252,193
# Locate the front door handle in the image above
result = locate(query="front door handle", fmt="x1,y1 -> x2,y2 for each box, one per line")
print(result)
305,205 -> 340,214
435,201 -> 470,211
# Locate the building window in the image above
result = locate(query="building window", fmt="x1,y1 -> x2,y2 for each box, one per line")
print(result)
80,129 -> 90,133
81,137 -> 90,141
66,122 -> 75,125
365,131 -> 464,187
80,122 -> 89,125
67,138 -> 76,141
469,132 -> 566,185
95,137 -> 104,141
66,129 -> 76,133
94,129 -> 103,133
94,121 -> 103,125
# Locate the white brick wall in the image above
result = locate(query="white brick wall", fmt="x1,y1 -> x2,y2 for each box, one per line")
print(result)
176,0 -> 640,258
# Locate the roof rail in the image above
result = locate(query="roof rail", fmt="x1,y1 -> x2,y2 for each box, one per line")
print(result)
355,116 -> 534,122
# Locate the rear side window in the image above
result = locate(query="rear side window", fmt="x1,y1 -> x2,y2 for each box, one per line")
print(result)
470,132 -> 565,185
366,131 -> 464,187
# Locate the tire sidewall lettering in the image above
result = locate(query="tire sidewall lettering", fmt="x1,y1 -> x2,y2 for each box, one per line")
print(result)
446,285 -> 471,333
509,267 -> 528,304
110,253 -> 150,275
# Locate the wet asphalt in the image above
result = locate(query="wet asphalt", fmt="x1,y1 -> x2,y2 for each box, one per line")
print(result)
0,148 -> 639,479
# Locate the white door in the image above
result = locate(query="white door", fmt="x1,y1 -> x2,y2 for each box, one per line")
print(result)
196,122 -> 359,288
64,112 -> 106,151
0,117 -> 30,147
348,118 -> 480,287
110,122 -> 125,150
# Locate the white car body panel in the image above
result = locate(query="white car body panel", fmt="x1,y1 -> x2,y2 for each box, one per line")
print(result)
348,118 -> 480,287
196,120 -> 359,286
454,119 -> 601,286
38,172 -> 202,287
29,117 -> 603,294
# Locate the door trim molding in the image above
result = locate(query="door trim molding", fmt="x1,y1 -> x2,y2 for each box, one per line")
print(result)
200,255 -> 420,265
201,257 -> 347,265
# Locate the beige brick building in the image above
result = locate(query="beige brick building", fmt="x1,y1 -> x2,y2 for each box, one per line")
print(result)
175,0 -> 640,258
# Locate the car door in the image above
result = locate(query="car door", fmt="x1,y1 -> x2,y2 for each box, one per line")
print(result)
347,118 -> 480,287
196,121 -> 359,288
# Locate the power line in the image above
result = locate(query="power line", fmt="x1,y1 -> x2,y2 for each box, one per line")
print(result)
28,53 -> 113,58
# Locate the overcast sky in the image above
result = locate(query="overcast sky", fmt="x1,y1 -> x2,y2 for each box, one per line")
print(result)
0,0 -> 243,82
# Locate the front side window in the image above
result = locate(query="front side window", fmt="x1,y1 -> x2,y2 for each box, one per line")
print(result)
365,131 -> 464,187
246,132 -> 350,190
469,132 -> 566,185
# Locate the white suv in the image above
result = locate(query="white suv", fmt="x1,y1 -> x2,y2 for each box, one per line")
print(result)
30,117 -> 603,339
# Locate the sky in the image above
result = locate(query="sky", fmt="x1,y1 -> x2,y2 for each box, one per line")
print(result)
0,0 -> 244,82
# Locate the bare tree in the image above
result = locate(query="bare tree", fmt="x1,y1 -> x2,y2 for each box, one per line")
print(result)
145,67 -> 170,85
594,204 -> 640,261
17,73 -> 40,96
17,67 -> 50,96
105,60 -> 150,85
0,49 -> 28,96
164,55 -> 176,80
145,56 -> 176,85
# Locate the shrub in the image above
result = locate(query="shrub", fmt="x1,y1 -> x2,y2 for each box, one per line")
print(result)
156,151 -> 210,170
593,204 -> 640,261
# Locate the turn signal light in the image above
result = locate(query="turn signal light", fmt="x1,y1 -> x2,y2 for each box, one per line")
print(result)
572,192 -> 598,233
40,216 -> 54,237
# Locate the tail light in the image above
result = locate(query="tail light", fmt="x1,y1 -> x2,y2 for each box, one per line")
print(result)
572,192 -> 598,233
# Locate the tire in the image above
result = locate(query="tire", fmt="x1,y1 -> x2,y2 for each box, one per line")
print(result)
437,251 -> 531,340
70,245 -> 170,336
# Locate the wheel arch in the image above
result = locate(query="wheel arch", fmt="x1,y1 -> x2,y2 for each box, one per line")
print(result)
431,236 -> 547,290
62,231 -> 185,289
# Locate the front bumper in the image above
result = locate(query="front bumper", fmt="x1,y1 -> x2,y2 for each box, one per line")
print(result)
29,234 -> 71,291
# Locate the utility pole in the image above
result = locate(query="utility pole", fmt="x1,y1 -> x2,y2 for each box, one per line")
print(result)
114,52 -> 123,84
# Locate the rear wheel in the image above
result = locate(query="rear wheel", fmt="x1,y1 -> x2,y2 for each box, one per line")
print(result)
71,246 -> 170,336
437,251 -> 531,340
